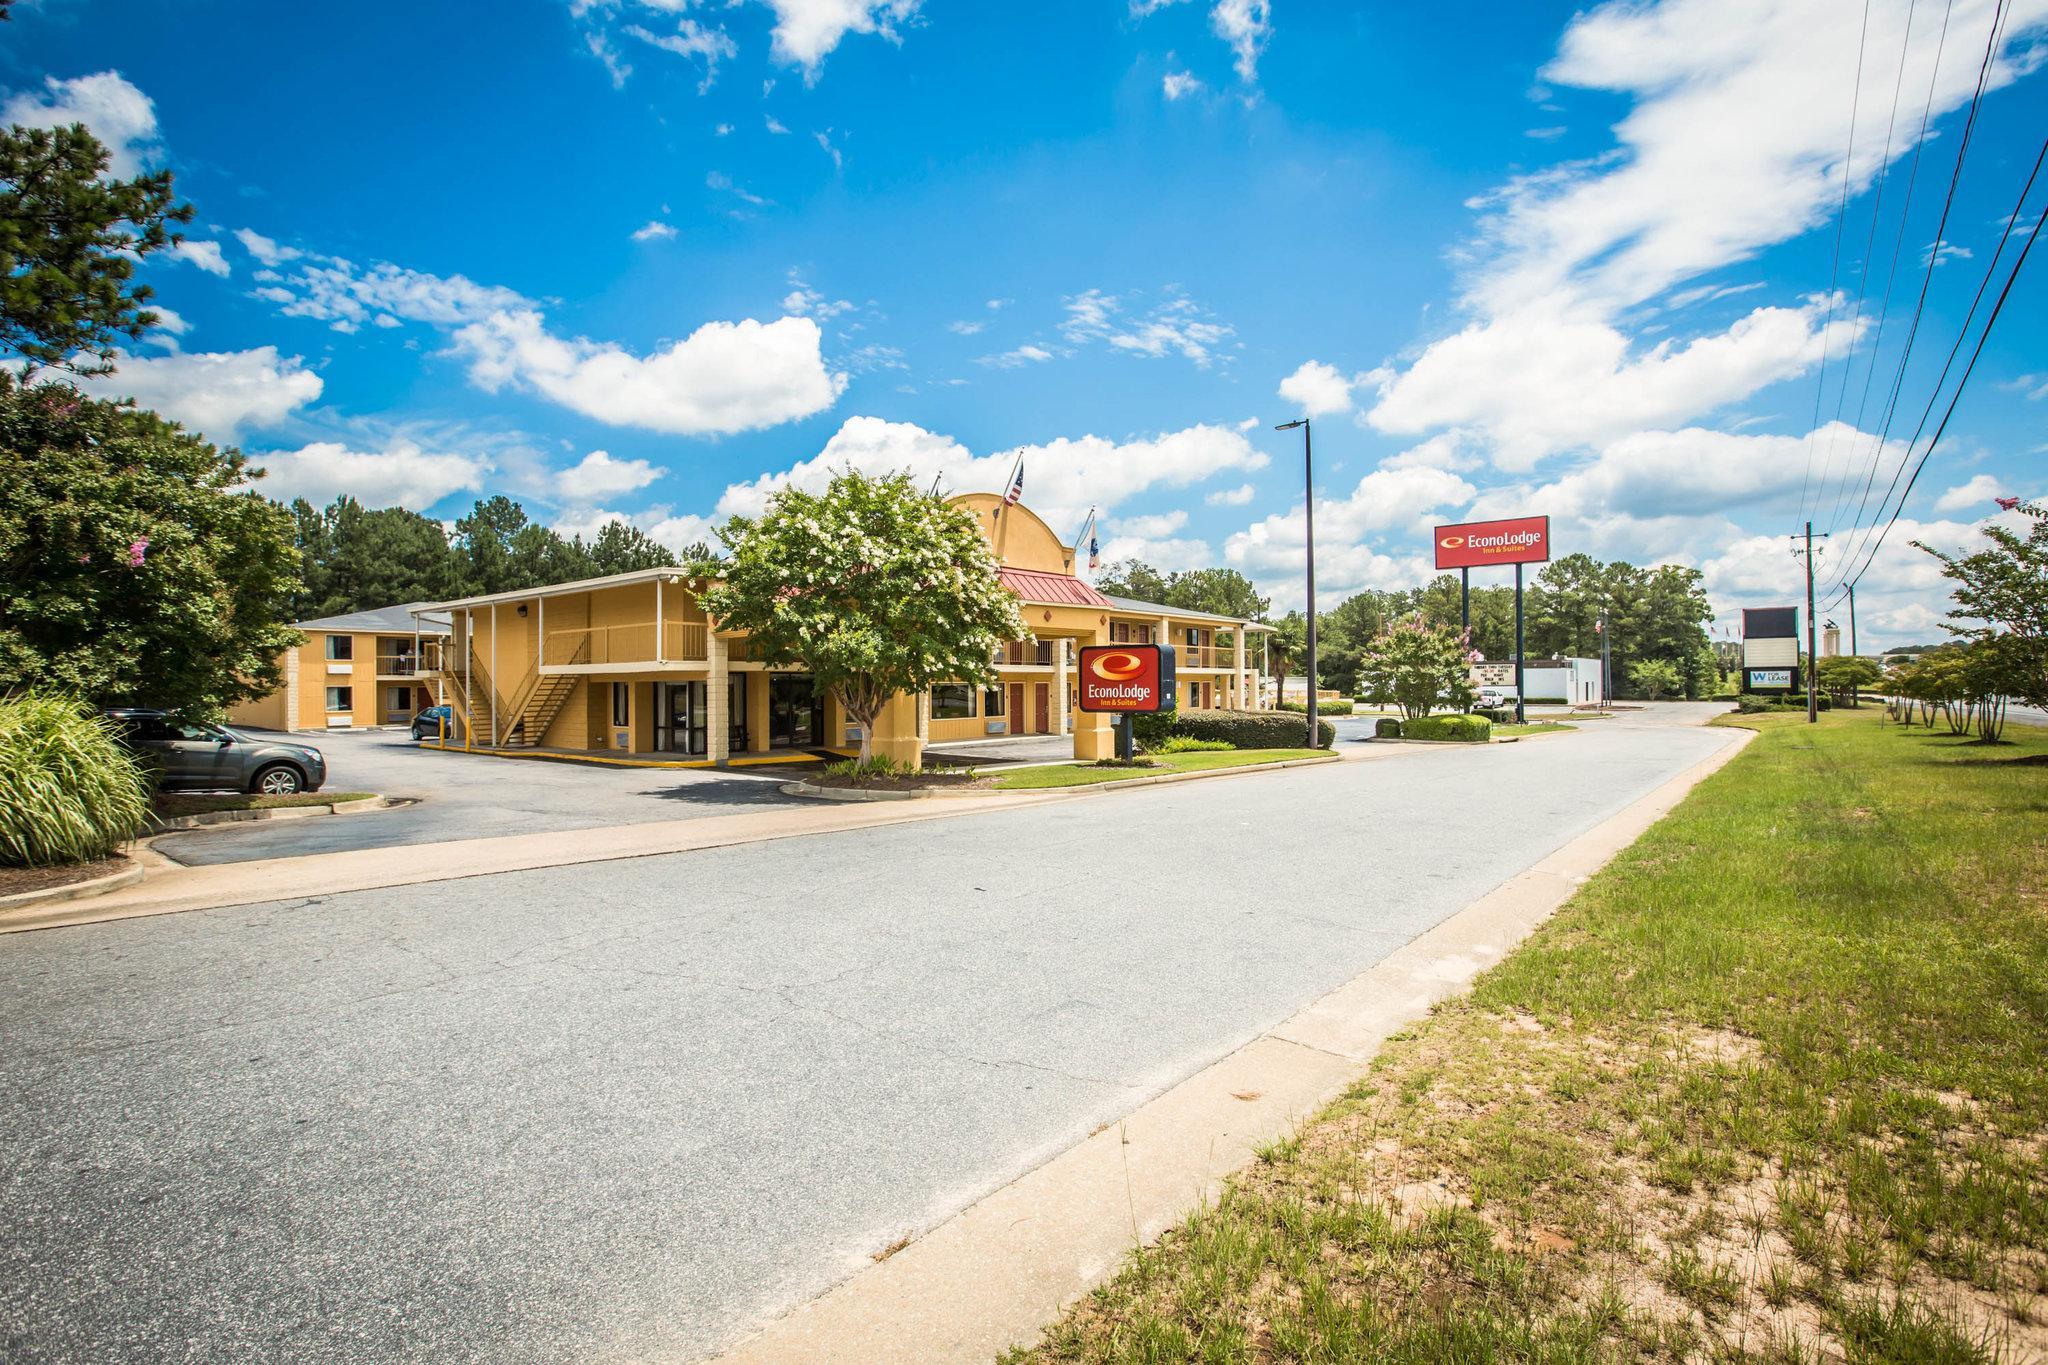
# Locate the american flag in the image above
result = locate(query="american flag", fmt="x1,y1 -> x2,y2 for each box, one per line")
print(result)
1088,527 -> 1100,570
1004,459 -> 1025,506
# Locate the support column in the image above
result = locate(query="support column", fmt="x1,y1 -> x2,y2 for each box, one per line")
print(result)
707,631 -> 729,764
746,672 -> 771,754
1054,639 -> 1070,735
489,602 -> 500,747
1233,628 -> 1246,712
1073,629 -> 1113,759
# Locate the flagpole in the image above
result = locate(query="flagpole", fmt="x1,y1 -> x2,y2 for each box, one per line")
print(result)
997,448 -> 1023,518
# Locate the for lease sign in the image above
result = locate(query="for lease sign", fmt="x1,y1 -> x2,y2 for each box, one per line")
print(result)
1078,644 -> 1176,713
1434,515 -> 1551,570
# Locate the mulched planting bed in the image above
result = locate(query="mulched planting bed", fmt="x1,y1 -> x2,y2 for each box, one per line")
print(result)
0,856 -> 131,900
806,771 -> 994,791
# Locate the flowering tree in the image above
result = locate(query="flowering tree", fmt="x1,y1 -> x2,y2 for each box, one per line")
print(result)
0,376 -> 301,717
702,470 -> 1025,765
1915,499 -> 2048,711
1356,617 -> 1475,719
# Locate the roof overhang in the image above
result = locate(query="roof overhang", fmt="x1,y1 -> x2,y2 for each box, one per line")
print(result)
416,566 -> 702,615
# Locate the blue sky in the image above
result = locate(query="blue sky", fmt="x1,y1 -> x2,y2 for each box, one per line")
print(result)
6,0 -> 2046,646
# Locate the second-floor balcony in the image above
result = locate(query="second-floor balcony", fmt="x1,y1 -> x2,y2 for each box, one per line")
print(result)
538,621 -> 755,668
375,645 -> 445,678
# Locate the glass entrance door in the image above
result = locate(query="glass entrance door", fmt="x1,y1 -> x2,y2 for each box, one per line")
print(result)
769,674 -> 822,748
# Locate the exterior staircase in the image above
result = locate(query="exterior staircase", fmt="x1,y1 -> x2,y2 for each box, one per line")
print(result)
441,641 -> 586,748
502,669 -> 580,747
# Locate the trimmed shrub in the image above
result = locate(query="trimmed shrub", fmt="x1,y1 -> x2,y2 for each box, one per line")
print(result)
1736,695 -> 1773,714
1374,717 -> 1402,738
1402,713 -> 1492,743
0,693 -> 153,866
1477,707 -> 1516,724
1157,735 -> 1234,753
1132,708 -> 1334,750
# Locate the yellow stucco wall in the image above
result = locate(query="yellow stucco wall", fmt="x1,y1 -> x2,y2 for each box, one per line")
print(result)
231,629 -> 444,732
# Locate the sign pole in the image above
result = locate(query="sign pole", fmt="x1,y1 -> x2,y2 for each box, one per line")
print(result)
1460,567 -> 1469,634
1513,562 -> 1526,724
1117,714 -> 1133,761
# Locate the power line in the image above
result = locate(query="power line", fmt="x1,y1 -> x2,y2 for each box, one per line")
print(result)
1823,0 -> 1956,539
1825,128 -> 2042,602
1816,0 -> 1923,537
1796,0 -> 1874,531
1823,173 -> 2044,610
1829,0 -> 2009,581
1821,0 -> 2012,588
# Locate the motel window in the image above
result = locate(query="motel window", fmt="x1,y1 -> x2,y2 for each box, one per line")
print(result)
1111,622 -> 1129,643
982,686 -> 1004,717
326,634 -> 353,661
392,686 -> 412,713
932,683 -> 974,720
1136,625 -> 1152,643
611,682 -> 630,726
325,686 -> 353,712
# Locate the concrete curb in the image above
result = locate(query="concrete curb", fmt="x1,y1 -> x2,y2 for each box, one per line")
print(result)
0,859 -> 145,912
782,753 -> 1343,804
778,781 -> 996,802
147,795 -> 395,832
706,724 -> 1757,1365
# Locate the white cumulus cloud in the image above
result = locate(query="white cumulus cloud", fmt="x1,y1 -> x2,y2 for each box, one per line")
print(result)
2,71 -> 159,177
453,310 -> 848,436
253,440 -> 489,511
74,347 -> 323,443
714,414 -> 1269,534
556,449 -> 662,502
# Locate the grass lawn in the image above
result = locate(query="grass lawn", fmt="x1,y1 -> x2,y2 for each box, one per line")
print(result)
991,749 -> 1330,790
154,791 -> 376,817
1495,721 -> 1575,738
1011,709 -> 2048,1362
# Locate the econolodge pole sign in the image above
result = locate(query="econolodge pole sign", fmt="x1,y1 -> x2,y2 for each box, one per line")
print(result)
1078,643 -> 1176,759
1433,514 -> 1550,725
1433,515 -> 1551,570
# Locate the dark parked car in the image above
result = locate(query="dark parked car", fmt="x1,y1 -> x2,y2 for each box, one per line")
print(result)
105,709 -> 327,795
410,705 -> 458,741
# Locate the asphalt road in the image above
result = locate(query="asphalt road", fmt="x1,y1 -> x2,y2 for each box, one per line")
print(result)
153,729 -> 806,866
2,709 -> 1736,1362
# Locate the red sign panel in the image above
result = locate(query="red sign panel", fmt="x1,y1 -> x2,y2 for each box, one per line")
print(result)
1078,644 -> 1174,713
1434,515 -> 1551,570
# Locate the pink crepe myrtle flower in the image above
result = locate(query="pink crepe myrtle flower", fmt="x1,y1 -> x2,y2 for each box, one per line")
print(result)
127,538 -> 149,568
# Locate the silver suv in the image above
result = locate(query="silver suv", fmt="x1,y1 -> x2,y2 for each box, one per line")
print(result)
105,709 -> 328,795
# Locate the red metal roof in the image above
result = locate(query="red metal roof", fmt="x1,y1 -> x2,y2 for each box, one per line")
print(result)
998,566 -> 1114,608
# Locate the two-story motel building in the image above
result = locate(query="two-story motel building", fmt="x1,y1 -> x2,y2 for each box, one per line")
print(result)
229,604 -> 449,732
414,494 -> 1272,768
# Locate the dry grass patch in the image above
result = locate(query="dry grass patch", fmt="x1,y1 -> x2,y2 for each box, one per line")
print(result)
1010,712 -> 2048,1363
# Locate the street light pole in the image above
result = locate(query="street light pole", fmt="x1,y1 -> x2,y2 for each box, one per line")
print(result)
1275,418 -> 1317,748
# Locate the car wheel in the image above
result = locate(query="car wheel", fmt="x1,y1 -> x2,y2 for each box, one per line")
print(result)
252,764 -> 304,796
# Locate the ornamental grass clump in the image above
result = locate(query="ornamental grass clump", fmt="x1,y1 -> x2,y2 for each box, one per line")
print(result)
0,693 -> 153,866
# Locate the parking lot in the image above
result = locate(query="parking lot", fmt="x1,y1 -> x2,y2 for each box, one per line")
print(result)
148,728 -> 812,866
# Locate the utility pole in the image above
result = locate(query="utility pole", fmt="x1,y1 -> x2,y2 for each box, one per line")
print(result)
1792,521 -> 1828,724
1275,418 -> 1317,747
1848,583 -> 1858,659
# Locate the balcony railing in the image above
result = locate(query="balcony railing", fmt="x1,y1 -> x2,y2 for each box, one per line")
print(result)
1179,644 -> 1252,670
375,648 -> 443,677
541,621 -> 755,667
996,640 -> 1057,667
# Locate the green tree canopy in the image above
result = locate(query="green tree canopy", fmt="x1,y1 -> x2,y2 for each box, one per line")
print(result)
1628,658 -> 1681,701
1093,558 -> 1171,603
2,123 -> 192,375
1915,499 -> 2048,709
289,496 -> 468,618
703,470 -> 1026,764
0,376 -> 301,716
1356,618 -> 1476,719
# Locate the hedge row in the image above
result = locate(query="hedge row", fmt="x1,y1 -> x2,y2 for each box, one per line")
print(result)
1391,713 -> 1493,743
1133,708 -> 1335,750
